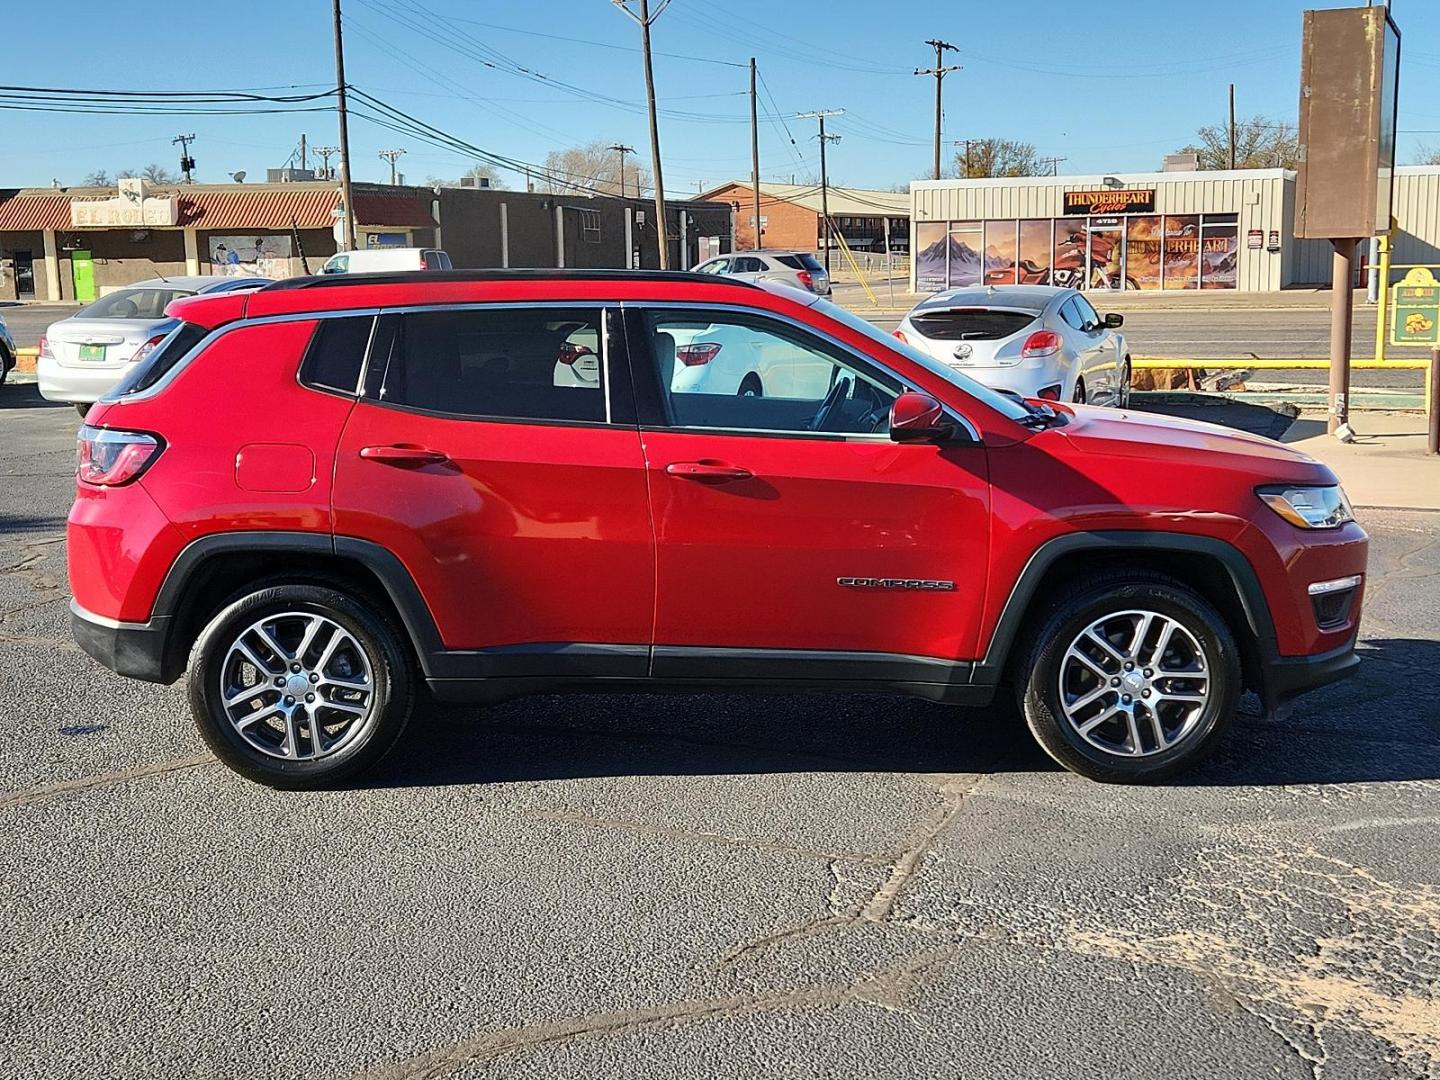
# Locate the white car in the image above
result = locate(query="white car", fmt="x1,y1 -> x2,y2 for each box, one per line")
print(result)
895,285 -> 1130,407
320,247 -> 452,274
38,276 -> 270,415
692,250 -> 832,297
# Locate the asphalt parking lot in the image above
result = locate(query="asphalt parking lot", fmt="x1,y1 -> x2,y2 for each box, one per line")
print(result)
3,384 -> 1439,1079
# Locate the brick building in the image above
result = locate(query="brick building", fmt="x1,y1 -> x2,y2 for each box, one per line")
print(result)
0,179 -> 733,301
697,181 -> 909,254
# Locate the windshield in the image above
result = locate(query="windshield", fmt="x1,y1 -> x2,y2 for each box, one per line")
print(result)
812,299 -> 1033,422
76,288 -> 195,320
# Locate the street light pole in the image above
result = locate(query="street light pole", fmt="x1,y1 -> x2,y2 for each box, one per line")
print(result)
331,0 -> 358,251
613,0 -> 673,269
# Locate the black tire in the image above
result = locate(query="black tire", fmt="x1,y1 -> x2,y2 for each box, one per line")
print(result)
187,584 -> 415,789
1072,378 -> 1087,405
738,373 -> 763,398
74,402 -> 91,418
1014,571 -> 1240,783
1119,356 -> 1132,408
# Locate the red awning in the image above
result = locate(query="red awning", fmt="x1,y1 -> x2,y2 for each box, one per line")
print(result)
0,194 -> 72,232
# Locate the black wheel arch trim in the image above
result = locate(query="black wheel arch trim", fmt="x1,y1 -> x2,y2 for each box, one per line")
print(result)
973,530 -> 1280,686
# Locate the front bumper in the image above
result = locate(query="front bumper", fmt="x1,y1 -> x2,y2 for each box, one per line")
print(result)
1261,634 -> 1361,711
70,599 -> 177,684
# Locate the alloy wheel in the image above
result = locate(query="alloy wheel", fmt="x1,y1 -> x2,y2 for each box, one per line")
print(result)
1057,608 -> 1210,758
218,611 -> 375,761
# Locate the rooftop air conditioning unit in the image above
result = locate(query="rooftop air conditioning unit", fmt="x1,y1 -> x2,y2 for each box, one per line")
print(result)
1162,153 -> 1200,173
267,167 -> 317,183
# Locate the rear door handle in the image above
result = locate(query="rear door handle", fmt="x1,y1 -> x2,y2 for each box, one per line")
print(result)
359,444 -> 450,466
665,460 -> 754,483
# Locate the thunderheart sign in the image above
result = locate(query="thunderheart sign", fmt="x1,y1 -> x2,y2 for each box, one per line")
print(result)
1064,188 -> 1156,215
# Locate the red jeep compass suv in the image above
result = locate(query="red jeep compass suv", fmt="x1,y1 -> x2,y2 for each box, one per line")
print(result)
67,271 -> 1367,788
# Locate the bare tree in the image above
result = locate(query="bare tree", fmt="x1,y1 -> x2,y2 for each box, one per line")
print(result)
952,138 -> 1043,179
538,140 -> 652,197
425,164 -> 507,190
81,170 -> 112,186
115,164 -> 178,183
1178,116 -> 1300,170
1411,143 -> 1440,166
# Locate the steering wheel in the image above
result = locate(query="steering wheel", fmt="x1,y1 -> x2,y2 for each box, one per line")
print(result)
809,375 -> 851,432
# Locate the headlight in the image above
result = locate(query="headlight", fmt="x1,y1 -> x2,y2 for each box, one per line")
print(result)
1256,485 -> 1354,529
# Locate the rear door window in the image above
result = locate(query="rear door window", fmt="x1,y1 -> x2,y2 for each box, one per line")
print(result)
909,308 -> 1036,341
369,307 -> 609,424
1059,298 -> 1087,331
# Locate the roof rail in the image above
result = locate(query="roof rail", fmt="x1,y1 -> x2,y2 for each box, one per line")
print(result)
260,268 -> 760,292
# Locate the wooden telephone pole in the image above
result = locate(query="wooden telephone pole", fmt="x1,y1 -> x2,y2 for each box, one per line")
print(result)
331,0 -> 358,250
798,110 -> 843,275
749,58 -> 762,249
914,40 -> 960,180
613,0 -> 673,268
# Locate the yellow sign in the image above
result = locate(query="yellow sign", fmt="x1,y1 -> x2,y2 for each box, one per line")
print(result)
1390,267 -> 1440,346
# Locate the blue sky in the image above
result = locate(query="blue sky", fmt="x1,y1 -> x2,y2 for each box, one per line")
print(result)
8,0 -> 1440,192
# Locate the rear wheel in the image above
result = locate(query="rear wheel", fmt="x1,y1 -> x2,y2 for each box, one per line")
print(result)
1015,572 -> 1240,783
74,402 -> 91,418
1072,378 -> 1087,405
1119,356 -> 1132,408
187,584 -> 415,789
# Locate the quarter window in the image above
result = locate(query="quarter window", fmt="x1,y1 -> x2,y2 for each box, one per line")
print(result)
300,315 -> 374,395
645,310 -> 899,436
369,307 -> 607,424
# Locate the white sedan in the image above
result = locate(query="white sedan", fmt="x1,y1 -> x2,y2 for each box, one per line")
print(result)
895,284 -> 1130,407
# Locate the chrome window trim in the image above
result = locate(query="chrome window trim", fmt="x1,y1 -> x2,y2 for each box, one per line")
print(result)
619,299 -> 983,445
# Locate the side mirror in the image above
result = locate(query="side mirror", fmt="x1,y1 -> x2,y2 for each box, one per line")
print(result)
1103,312 -> 1124,328
889,391 -> 956,444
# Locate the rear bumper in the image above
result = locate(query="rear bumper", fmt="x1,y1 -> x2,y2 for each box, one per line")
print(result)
69,599 -> 176,684
1262,635 -> 1361,710
37,355 -> 129,403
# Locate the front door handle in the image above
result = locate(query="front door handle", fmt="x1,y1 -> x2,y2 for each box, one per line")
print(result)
359,444 -> 450,466
664,460 -> 754,483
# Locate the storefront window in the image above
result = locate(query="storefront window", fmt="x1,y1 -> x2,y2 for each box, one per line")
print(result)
1200,220 -> 1239,289
1087,217 -> 1126,291
982,221 -> 1018,285
1126,216 -> 1163,290
1017,219 -> 1051,285
947,221 -> 982,287
1163,215 -> 1201,290
914,222 -> 947,292
1051,222 -> 1089,291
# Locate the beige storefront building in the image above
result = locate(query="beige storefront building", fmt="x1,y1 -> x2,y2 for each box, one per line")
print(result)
910,166 -> 1440,295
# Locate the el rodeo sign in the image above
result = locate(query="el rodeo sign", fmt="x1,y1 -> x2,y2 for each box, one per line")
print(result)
1063,188 -> 1156,216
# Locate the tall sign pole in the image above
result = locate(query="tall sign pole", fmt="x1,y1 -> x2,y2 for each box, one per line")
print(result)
914,40 -> 960,181
332,0 -> 358,251
749,58 -> 762,250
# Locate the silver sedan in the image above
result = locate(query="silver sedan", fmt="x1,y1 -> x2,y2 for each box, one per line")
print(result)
38,275 -> 269,415
895,284 -> 1130,407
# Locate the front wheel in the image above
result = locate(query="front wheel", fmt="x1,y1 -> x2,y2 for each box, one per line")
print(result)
1118,356 -> 1132,408
74,402 -> 91,418
187,584 -> 416,789
1015,573 -> 1240,783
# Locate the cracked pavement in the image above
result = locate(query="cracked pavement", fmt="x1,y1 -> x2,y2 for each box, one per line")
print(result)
2,384 -> 1438,1079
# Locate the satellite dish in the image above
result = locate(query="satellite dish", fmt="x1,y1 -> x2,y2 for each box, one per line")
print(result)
230,171 -> 247,183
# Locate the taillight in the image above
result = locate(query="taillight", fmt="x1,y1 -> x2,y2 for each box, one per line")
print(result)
677,342 -> 722,366
129,333 -> 168,365
797,270 -> 814,291
892,329 -> 909,346
557,342 -> 585,365
1021,329 -> 1062,358
76,425 -> 162,486
39,335 -> 53,360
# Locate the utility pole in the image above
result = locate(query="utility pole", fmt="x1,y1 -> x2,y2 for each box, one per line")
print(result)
379,148 -> 406,186
1228,83 -> 1237,170
172,133 -> 197,183
914,40 -> 960,180
1037,155 -> 1067,177
749,57 -> 762,250
331,0 -> 358,251
313,146 -> 338,180
955,138 -> 973,178
608,143 -> 635,198
613,0 -> 673,269
798,110 -> 843,275
299,134 -> 307,172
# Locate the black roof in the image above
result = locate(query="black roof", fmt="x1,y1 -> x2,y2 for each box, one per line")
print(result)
262,268 -> 760,292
